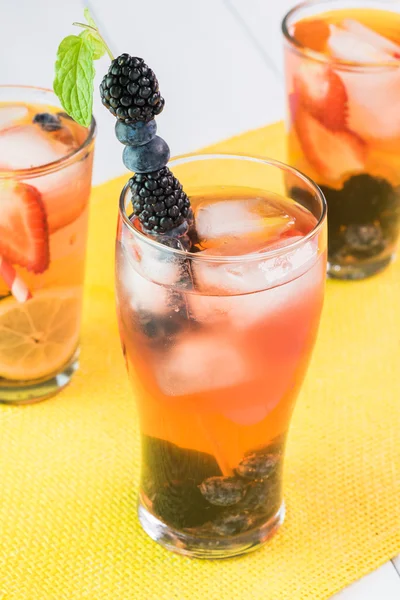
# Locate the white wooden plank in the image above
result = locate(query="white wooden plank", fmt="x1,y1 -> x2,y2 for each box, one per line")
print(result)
228,0 -> 298,77
392,555 -> 400,576
0,0 -> 284,184
88,0 -> 285,181
332,562 -> 400,599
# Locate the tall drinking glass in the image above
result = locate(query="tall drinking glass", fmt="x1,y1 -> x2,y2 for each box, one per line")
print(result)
116,154 -> 327,558
283,0 -> 400,279
0,86 -> 95,404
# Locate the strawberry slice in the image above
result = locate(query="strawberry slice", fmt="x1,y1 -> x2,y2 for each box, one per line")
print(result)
0,182 -> 49,273
293,19 -> 330,52
295,108 -> 366,182
294,62 -> 347,131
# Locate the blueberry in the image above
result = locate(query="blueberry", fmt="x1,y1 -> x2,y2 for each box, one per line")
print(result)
33,113 -> 62,132
123,136 -> 170,172
116,120 -> 157,147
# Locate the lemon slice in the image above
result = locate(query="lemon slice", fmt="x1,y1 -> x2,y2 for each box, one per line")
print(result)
0,287 -> 82,381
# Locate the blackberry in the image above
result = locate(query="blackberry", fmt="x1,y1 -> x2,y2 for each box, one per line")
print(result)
320,174 -> 400,263
236,450 -> 280,481
152,483 -> 222,529
320,175 -> 399,230
238,480 -> 270,512
237,474 -> 282,514
344,224 -> 384,257
100,54 -> 165,123
210,512 -> 257,536
129,166 -> 191,233
199,476 -> 247,507
141,436 -> 223,528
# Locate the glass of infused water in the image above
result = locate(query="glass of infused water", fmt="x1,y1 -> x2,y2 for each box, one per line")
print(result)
116,153 -> 327,558
283,0 -> 400,279
0,86 -> 95,404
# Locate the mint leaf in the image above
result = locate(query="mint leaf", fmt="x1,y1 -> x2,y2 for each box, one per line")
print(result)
79,9 -> 106,59
83,7 -> 97,28
53,10 -> 114,125
53,35 -> 95,127
80,29 -> 105,60
73,10 -> 114,61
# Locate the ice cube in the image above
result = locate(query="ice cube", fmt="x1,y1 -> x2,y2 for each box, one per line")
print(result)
119,246 -> 170,315
327,24 -> 394,63
0,105 -> 29,131
119,221 -> 192,289
0,125 -> 68,170
155,333 -> 250,396
341,68 -> 400,141
190,241 -> 322,329
193,237 -> 317,295
133,238 -> 185,287
342,20 -> 400,57
188,241 -> 325,329
235,252 -> 324,330
195,197 -> 294,245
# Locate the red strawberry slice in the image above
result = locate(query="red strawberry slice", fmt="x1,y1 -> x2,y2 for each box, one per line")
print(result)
295,108 -> 366,182
294,62 -> 347,131
0,182 -> 49,273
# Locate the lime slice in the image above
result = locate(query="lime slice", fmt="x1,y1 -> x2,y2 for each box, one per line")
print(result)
0,287 -> 82,381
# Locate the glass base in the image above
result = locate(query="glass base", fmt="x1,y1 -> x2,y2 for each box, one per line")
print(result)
0,350 -> 79,405
327,254 -> 394,280
138,500 -> 285,559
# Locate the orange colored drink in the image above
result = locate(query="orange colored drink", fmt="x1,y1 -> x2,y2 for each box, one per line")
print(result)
0,87 -> 95,404
116,154 -> 326,558
283,0 -> 400,279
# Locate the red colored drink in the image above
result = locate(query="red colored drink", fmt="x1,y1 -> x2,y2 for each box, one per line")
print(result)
116,154 -> 327,557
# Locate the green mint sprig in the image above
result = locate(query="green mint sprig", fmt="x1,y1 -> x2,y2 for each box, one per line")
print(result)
53,8 -> 114,127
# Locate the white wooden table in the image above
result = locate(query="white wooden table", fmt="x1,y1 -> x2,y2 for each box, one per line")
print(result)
1,0 -> 399,596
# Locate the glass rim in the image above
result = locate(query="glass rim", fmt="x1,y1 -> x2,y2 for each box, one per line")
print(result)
282,0 -> 400,70
0,85 -> 96,179
119,152 -> 327,264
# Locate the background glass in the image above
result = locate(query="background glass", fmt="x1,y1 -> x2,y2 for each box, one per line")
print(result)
0,86 -> 96,404
283,0 -> 400,279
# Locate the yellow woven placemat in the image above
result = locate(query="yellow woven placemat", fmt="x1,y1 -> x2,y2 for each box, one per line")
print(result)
1,122 -> 400,600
